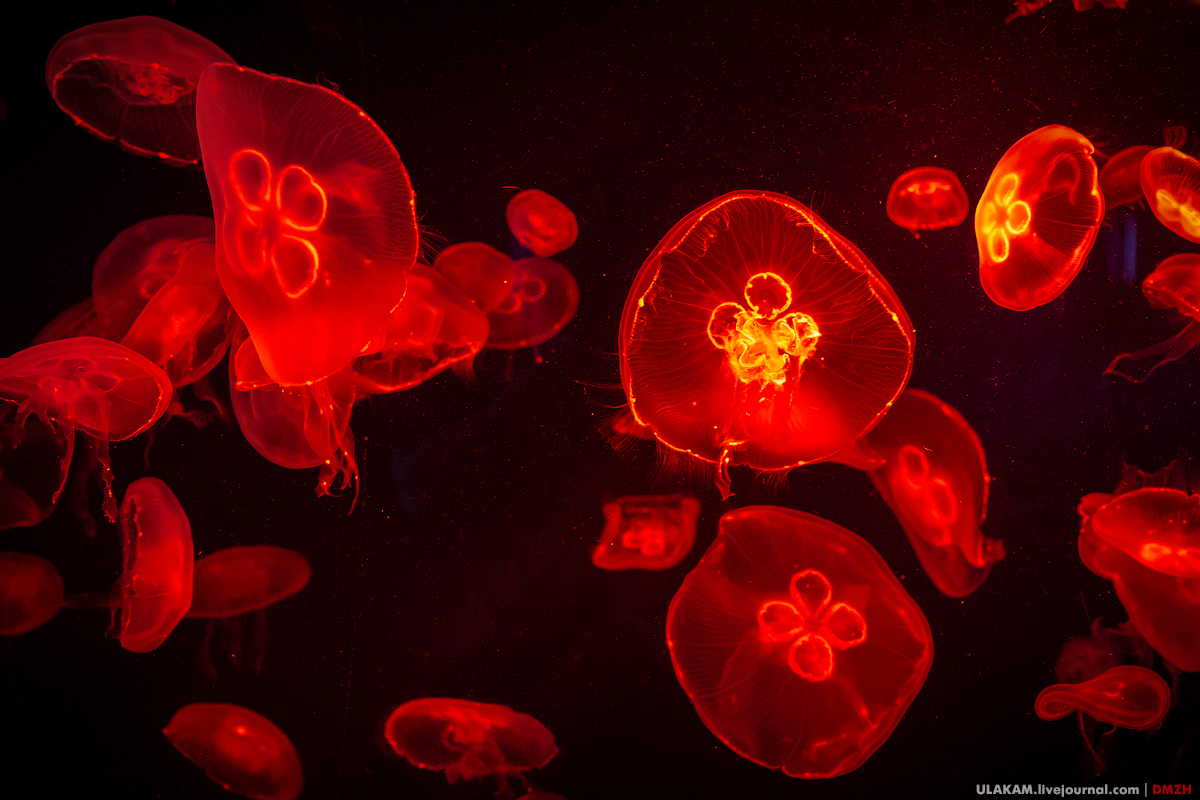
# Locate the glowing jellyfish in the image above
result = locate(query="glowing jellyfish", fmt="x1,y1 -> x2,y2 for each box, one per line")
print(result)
1099,146 -> 1154,208
1078,463 -> 1200,672
384,697 -> 558,791
0,404 -> 73,530
1035,665 -> 1169,730
620,190 -> 913,498
974,125 -> 1104,310
860,389 -> 1004,597
1086,487 -> 1200,578
353,266 -> 489,396
228,324 -> 359,503
486,257 -> 579,350
592,494 -> 700,571
111,477 -> 194,653
667,505 -> 933,779
0,338 -> 173,521
0,553 -> 64,635
164,702 -> 303,800
1141,146 -> 1200,243
1007,0 -> 1128,23
187,545 -> 310,677
45,17 -> 234,166
433,242 -> 516,314
1106,253 -> 1200,382
507,189 -> 579,257
197,63 -> 419,386
885,167 -> 969,236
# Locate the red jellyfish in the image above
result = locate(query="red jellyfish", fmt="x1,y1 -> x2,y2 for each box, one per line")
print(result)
1106,254 -> 1200,382
1035,665 -> 1170,774
620,190 -> 914,498
45,17 -> 234,167
433,242 -> 516,314
1078,462 -> 1200,671
385,697 -> 558,794
186,545 -> 311,676
975,125 -> 1104,310
666,506 -> 933,779
228,323 -> 359,503
1141,146 -> 1200,243
0,338 -> 173,524
859,389 -> 1005,597
110,477 -> 194,653
353,265 -> 490,396
1100,146 -> 1155,208
885,167 -> 969,236
197,63 -> 419,386
1086,486 -> 1200,579
592,494 -> 701,571
506,189 -> 579,257
486,257 -> 580,350
165,702 -> 303,800
0,553 -> 64,635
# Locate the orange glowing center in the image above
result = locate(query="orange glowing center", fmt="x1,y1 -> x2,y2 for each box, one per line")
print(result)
229,148 -> 329,299
896,444 -> 958,546
901,180 -> 952,197
1155,190 -> 1200,239
979,173 -> 1032,263
756,568 -> 866,682
621,520 -> 667,557
706,272 -> 819,386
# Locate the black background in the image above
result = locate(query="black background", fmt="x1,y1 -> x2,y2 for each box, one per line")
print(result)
3,1 -> 1200,797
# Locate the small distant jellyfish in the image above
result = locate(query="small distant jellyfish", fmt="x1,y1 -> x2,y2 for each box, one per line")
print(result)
1106,254 -> 1200,382
592,494 -> 701,571
975,125 -> 1104,311
164,702 -> 303,800
506,189 -> 579,257
667,505 -> 933,779
0,553 -> 64,636
885,167 -> 969,236
111,477 -> 194,653
187,545 -> 311,677
45,17 -> 234,166
384,697 -> 558,794
1141,146 -> 1200,243
486,257 -> 580,350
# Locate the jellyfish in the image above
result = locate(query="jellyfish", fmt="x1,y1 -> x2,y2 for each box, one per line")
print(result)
164,702 -> 303,800
186,545 -> 311,677
1035,665 -> 1170,774
975,125 -> 1104,310
384,697 -> 558,794
0,553 -> 64,635
433,242 -> 516,314
486,257 -> 580,350
885,167 -> 969,236
1055,619 -> 1153,685
110,477 -> 194,653
1006,0 -> 1128,23
592,494 -> 700,571
353,266 -> 490,396
1085,486 -> 1200,578
1078,464 -> 1200,672
0,402 -> 73,529
0,337 -> 173,524
859,389 -> 1005,597
228,323 -> 359,504
506,189 -> 579,257
1141,146 -> 1200,243
1106,253 -> 1200,382
620,190 -> 913,498
45,17 -> 234,166
1100,146 -> 1155,209
666,505 -> 933,779
197,63 -> 419,386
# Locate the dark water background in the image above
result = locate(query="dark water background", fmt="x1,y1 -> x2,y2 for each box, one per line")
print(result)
2,1 -> 1199,797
